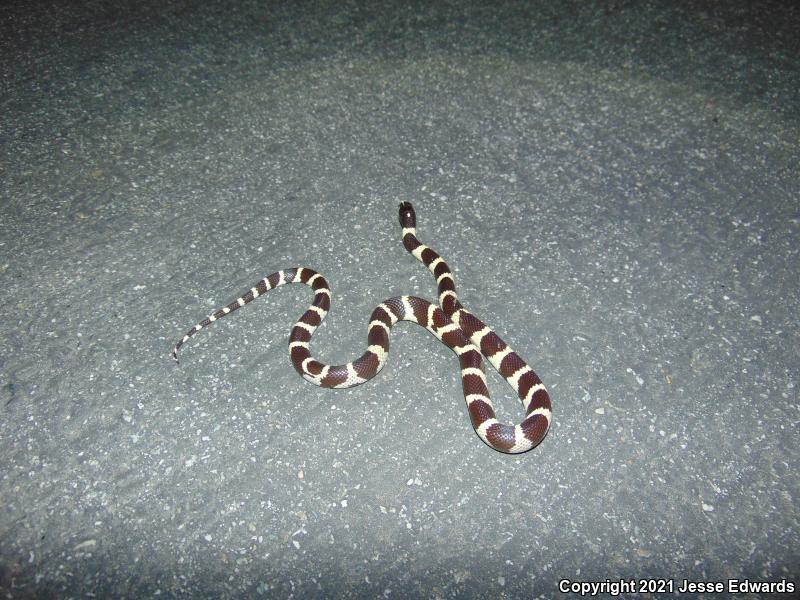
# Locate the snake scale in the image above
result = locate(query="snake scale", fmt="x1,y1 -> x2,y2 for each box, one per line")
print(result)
172,202 -> 552,453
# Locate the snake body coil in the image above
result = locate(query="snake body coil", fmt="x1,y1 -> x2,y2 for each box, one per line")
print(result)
172,202 -> 551,453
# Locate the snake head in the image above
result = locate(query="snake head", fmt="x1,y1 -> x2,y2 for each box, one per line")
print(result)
398,202 -> 416,228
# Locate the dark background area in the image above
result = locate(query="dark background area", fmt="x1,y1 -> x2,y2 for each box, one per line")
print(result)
1,1 -> 798,598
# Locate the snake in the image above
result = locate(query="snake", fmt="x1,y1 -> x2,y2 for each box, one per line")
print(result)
171,202 -> 552,453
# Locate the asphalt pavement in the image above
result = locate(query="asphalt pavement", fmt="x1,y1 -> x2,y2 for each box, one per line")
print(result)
1,1 -> 798,598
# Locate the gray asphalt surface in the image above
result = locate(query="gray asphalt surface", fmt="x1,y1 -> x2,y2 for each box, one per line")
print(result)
1,1 -> 798,598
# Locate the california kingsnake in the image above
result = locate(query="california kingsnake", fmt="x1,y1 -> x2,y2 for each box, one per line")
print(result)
172,202 -> 552,453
